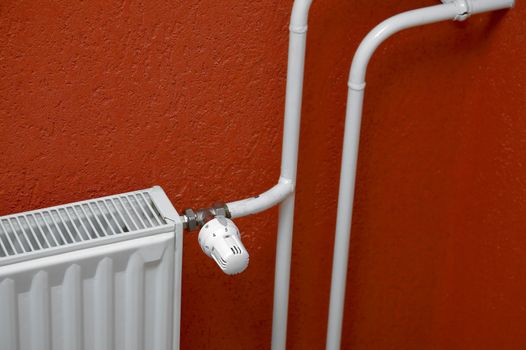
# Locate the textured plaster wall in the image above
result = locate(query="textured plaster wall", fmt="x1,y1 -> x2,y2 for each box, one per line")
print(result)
1,0 -> 525,349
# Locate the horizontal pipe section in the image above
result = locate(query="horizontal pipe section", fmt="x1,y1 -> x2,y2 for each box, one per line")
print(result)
468,0 -> 515,14
227,179 -> 294,219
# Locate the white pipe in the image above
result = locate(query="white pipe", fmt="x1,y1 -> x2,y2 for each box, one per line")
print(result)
326,1 -> 514,349
468,0 -> 515,13
226,1 -> 314,349
227,178 -> 293,219
226,0 -> 313,219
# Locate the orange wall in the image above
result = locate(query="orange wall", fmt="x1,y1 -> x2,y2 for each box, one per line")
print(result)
1,1 -> 525,349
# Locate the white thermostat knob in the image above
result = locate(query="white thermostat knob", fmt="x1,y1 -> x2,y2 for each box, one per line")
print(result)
198,216 -> 249,275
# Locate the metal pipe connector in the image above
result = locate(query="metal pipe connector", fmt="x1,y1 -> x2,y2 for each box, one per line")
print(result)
181,202 -> 231,231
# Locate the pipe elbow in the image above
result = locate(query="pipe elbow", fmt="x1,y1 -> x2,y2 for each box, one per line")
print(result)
348,0 -> 514,87
226,179 -> 294,219
278,176 -> 295,195
290,0 -> 314,33
349,3 -> 462,87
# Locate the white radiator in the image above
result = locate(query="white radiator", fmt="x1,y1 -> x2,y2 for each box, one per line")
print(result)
0,186 -> 183,350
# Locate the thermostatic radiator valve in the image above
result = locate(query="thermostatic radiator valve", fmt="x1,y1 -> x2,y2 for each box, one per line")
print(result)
182,203 -> 249,275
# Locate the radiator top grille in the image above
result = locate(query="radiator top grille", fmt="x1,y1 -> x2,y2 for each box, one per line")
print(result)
0,189 -> 171,265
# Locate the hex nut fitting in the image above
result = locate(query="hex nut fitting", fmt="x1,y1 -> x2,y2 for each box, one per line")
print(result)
183,208 -> 198,231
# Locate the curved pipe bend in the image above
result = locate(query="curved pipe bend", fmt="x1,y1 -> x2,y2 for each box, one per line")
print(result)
226,0 -> 314,219
227,178 -> 294,219
327,1 -> 514,350
290,0 -> 314,32
349,3 -> 460,88
349,0 -> 514,88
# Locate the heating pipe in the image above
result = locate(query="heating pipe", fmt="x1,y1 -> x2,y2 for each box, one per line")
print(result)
227,1 -> 314,349
180,1 -> 313,348
325,1 -> 515,349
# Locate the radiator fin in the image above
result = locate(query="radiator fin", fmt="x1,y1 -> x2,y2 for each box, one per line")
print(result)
62,264 -> 83,350
93,258 -> 113,350
0,278 -> 18,350
0,239 -> 175,350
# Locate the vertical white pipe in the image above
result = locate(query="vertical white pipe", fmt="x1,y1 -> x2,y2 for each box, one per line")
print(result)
271,2 -> 312,349
325,89 -> 364,350
271,194 -> 296,350
227,0 -> 313,219
218,1 -> 312,349
225,0 -> 313,349
326,1 -> 514,349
